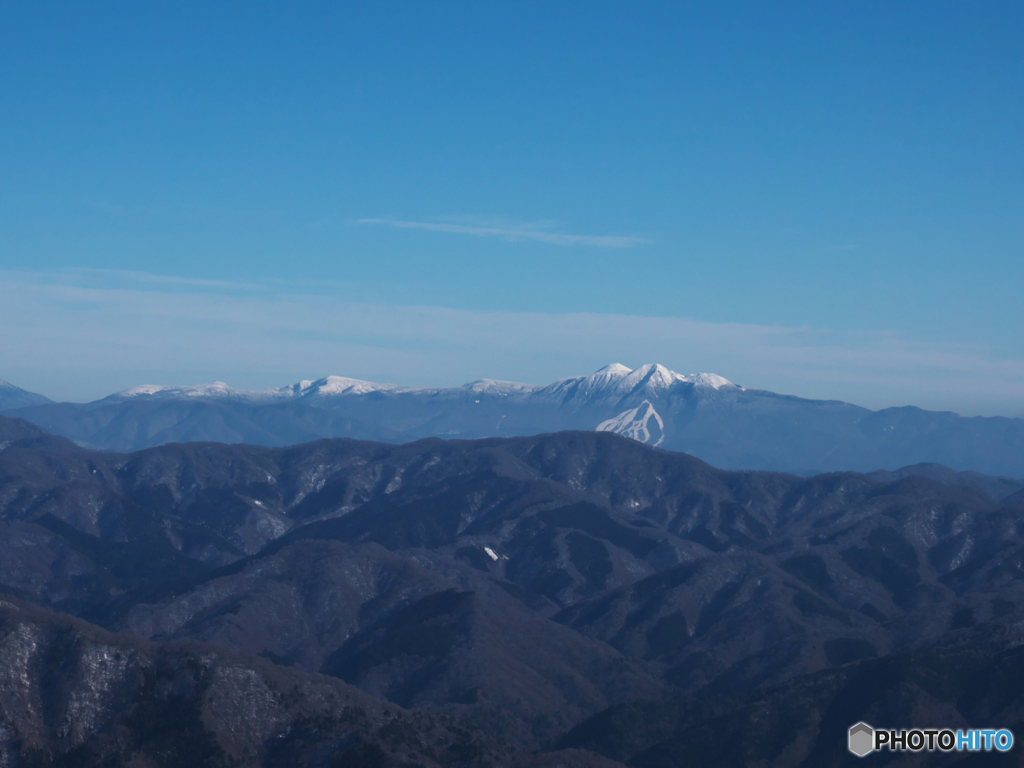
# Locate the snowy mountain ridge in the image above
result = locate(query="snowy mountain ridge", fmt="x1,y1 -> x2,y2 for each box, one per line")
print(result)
103,364 -> 732,404
7,365 -> 1024,477
540,363 -> 736,402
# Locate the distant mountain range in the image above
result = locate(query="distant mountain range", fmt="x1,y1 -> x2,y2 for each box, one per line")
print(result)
4,363 -> 1024,476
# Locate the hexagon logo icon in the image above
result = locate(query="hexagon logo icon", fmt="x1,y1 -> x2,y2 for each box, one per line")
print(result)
849,722 -> 874,757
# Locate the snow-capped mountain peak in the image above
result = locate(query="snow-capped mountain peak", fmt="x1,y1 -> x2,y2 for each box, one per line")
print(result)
293,376 -> 402,398
541,364 -> 734,403
462,379 -> 542,395
621,364 -> 736,391
113,381 -> 239,400
594,363 -> 632,375
691,372 -> 734,389
117,385 -> 172,397
621,363 -> 682,391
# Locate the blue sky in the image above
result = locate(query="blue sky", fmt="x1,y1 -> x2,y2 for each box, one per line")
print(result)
1,2 -> 1023,414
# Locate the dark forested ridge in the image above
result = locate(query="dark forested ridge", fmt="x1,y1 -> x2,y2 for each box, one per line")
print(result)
2,414 -> 1024,766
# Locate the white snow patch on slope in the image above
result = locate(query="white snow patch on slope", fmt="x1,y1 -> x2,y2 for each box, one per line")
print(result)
296,376 -> 402,397
597,399 -> 665,446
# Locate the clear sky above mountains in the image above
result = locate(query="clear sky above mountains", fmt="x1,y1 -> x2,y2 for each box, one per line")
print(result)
1,2 -> 1022,414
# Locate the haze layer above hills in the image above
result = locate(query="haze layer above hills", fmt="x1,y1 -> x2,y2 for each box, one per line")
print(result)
4,364 -> 1024,477
3,415 -> 1024,766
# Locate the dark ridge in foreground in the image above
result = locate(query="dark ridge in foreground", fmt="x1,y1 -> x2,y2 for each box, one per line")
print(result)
2,414 -> 1024,765
0,597 -> 620,768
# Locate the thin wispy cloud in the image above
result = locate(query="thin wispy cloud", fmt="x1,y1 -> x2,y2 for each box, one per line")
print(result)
355,218 -> 649,248
5,268 -> 266,293
76,269 -> 266,291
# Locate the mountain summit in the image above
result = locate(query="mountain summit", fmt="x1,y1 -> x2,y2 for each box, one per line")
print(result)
0,379 -> 52,411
